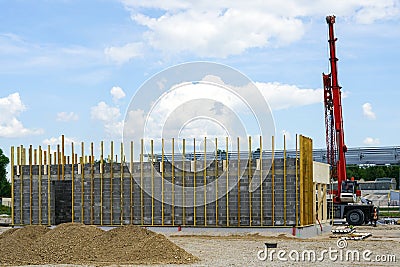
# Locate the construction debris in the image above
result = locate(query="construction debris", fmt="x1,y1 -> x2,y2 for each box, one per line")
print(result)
331,226 -> 372,240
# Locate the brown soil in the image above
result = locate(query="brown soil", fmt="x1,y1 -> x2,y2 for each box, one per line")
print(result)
0,223 -> 197,266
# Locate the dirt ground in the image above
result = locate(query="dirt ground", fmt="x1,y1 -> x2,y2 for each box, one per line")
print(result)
1,224 -> 399,267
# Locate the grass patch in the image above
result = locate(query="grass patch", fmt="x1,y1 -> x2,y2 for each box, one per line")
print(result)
0,205 -> 11,215
379,211 -> 400,217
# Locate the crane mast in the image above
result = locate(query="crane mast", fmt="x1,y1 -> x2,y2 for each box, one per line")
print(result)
323,15 -> 347,203
322,15 -> 377,225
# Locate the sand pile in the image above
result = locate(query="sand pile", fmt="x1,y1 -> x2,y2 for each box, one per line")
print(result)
0,225 -> 49,265
0,223 -> 197,266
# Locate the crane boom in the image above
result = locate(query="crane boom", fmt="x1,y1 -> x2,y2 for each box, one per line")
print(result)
323,15 -> 348,203
322,15 -> 378,225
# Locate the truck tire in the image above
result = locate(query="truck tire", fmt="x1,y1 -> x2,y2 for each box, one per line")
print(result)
346,209 -> 365,226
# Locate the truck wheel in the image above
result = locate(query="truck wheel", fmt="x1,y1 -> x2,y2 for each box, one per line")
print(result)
346,209 -> 365,226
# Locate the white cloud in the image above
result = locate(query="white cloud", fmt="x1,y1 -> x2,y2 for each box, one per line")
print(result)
104,42 -> 143,64
0,92 -> 43,138
124,76 -> 323,148
91,101 -> 123,137
56,111 -> 79,122
110,86 -> 126,102
133,10 -> 303,58
363,137 -> 380,145
362,102 -> 376,119
43,135 -> 78,146
256,82 -> 323,110
117,0 -> 400,59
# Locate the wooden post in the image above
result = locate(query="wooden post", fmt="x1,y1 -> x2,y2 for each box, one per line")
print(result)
215,138 -> 218,225
120,142 -> 124,225
29,145 -> 32,224
193,138 -> 196,226
151,139 -> 154,226
272,136 -> 275,226
161,139 -> 165,226
295,134 -> 299,226
130,141 -> 133,224
57,144 -> 60,181
17,146 -> 21,225
81,142 -> 85,223
299,135 -> 304,225
47,145 -> 51,225
90,142 -> 94,224
237,137 -> 241,226
260,136 -> 263,226
171,138 -> 175,226
140,139 -> 144,225
100,141 -> 104,225
38,146 -> 42,225
182,139 -> 185,226
11,146 -> 14,225
61,135 -> 65,181
21,146 -> 25,224
226,137 -> 229,226
249,136 -> 252,226
71,142 -> 75,222
110,141 -> 114,225
284,134 -> 287,226
203,137 -> 207,226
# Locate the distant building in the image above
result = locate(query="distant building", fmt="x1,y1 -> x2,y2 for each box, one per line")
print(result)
359,178 -> 397,191
0,198 -> 11,207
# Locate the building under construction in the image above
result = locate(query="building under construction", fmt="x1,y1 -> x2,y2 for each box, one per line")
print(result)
10,135 -> 329,228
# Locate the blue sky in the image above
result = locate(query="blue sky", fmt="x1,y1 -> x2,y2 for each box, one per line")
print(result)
1,0 -> 400,165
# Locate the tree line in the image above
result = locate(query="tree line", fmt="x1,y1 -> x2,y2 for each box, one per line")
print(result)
347,164 -> 399,188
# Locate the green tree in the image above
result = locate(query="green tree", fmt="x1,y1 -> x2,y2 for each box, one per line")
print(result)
346,164 -> 400,189
0,148 -> 10,197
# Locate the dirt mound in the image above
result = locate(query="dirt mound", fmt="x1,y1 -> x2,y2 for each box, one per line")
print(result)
0,225 -> 49,265
34,223 -> 104,264
87,225 -> 195,264
0,223 -> 197,266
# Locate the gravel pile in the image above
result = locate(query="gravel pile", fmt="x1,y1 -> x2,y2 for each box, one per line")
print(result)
0,223 -> 197,266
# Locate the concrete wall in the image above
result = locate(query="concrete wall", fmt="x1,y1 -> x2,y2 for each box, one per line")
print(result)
12,157 -> 311,227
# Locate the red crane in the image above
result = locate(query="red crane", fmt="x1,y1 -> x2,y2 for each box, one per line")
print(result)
322,15 -> 377,226
323,15 -> 348,203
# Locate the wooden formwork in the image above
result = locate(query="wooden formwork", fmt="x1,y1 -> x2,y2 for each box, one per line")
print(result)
10,135 -> 317,227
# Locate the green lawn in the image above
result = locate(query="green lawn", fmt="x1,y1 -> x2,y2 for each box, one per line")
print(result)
379,211 -> 400,217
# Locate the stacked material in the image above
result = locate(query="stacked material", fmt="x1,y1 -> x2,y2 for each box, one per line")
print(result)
331,226 -> 372,240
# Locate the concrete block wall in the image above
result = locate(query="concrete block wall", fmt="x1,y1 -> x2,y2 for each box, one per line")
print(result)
13,158 -> 303,226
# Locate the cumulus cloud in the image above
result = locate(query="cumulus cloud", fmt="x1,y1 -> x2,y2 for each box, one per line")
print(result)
363,137 -> 380,145
104,42 -> 142,64
0,92 -> 43,137
43,135 -> 78,146
256,82 -> 323,110
56,111 -> 79,122
110,86 -> 126,102
91,101 -> 123,137
115,0 -> 400,60
124,75 -> 322,150
362,102 -> 376,120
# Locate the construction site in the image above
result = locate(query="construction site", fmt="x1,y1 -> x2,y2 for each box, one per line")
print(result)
1,15 -> 399,266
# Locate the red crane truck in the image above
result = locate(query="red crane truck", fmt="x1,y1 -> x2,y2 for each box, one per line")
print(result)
323,15 -> 378,226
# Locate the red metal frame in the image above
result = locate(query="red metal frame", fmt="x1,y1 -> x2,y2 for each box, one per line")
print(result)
323,15 -> 348,203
